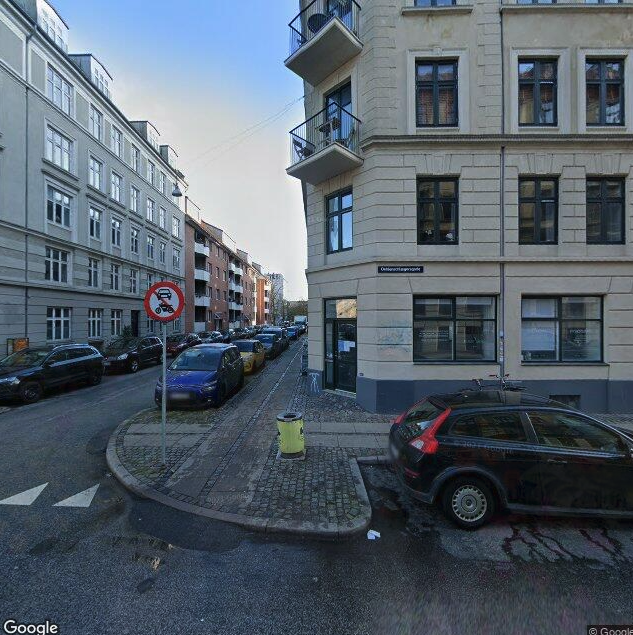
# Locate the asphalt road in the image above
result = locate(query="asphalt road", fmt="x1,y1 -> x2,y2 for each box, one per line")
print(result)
1,361 -> 633,635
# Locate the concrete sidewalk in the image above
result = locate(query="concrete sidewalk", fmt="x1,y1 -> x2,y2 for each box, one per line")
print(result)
107,340 -> 392,538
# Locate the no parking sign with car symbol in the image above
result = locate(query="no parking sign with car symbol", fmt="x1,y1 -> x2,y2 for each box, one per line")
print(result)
144,281 -> 184,322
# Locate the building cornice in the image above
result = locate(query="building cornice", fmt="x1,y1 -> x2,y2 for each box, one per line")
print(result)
500,2 -> 633,15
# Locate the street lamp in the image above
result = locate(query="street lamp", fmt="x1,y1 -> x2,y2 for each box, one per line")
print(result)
172,182 -> 183,198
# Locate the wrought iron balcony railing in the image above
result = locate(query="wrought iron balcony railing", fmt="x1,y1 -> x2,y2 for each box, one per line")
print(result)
289,104 -> 361,166
288,0 -> 361,56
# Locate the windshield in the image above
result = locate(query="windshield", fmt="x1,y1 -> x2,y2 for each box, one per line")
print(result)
234,341 -> 254,353
256,335 -> 274,343
167,335 -> 185,343
169,349 -> 221,371
0,350 -> 50,368
106,338 -> 139,351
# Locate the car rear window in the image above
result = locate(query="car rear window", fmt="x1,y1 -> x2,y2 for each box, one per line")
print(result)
449,412 -> 528,442
169,349 -> 221,371
234,341 -> 254,353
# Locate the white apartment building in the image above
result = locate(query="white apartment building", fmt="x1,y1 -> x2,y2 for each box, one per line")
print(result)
285,0 -> 633,413
0,0 -> 186,350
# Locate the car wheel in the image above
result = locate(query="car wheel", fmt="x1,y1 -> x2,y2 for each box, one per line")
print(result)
128,358 -> 140,373
88,371 -> 102,386
441,477 -> 496,530
20,381 -> 42,404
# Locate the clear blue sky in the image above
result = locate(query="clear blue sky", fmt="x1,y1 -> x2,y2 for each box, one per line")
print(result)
53,0 -> 308,299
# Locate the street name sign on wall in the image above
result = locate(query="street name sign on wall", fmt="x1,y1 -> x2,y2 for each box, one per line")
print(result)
144,281 -> 185,322
378,265 -> 424,274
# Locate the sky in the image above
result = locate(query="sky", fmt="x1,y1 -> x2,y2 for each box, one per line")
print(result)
53,0 -> 308,300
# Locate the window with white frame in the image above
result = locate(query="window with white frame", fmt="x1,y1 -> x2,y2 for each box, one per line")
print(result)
89,105 -> 103,141
146,198 -> 155,223
93,68 -> 110,98
45,246 -> 69,283
147,161 -> 156,185
47,307 -> 71,341
88,258 -> 100,287
173,248 -> 181,272
147,272 -> 154,290
111,126 -> 123,157
130,226 -> 140,254
159,241 -> 166,264
88,309 -> 102,338
89,156 -> 102,190
172,216 -> 180,239
159,172 -> 166,195
131,145 -> 140,173
111,309 -> 122,336
110,264 -> 120,291
147,235 -> 155,260
147,317 -> 155,333
159,207 -> 166,229
46,66 -> 72,115
46,126 -> 72,171
129,268 -> 138,294
111,217 -> 122,248
46,185 -> 71,228
130,186 -> 140,214
111,172 -> 122,203
89,207 -> 101,239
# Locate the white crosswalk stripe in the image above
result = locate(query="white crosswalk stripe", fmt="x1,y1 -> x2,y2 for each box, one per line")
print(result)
53,485 -> 99,508
0,483 -> 48,506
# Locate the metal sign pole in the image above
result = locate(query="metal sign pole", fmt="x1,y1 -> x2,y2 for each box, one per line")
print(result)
161,321 -> 167,465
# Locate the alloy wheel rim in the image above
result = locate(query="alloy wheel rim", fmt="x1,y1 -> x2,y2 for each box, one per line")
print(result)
451,485 -> 487,522
25,385 -> 39,400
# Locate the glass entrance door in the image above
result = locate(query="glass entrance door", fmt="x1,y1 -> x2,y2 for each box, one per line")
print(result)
324,299 -> 357,393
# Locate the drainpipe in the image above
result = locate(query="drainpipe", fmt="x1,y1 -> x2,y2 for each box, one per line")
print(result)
499,0 -> 506,380
24,22 -> 37,339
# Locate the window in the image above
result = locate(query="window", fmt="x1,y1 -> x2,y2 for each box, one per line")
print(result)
111,217 -> 122,248
172,216 -> 180,239
111,309 -> 122,336
111,126 -> 123,157
519,178 -> 558,244
45,246 -> 69,283
173,248 -> 181,272
216,267 -> 220,278
147,161 -> 155,185
159,241 -> 166,264
110,264 -> 120,291
416,61 -> 458,127
93,68 -> 109,98
216,288 -> 221,300
217,246 -> 221,258
146,198 -> 155,223
147,235 -> 155,260
131,145 -> 140,173
130,268 -> 138,294
413,296 -> 496,362
89,157 -> 102,190
326,190 -> 353,253
111,172 -> 122,203
46,126 -> 72,171
46,185 -> 71,228
518,59 -> 557,126
527,411 -> 624,453
159,172 -> 166,195
46,66 -> 72,115
89,207 -> 101,240
47,307 -> 71,341
521,296 -> 602,362
417,178 -> 458,244
450,413 -> 528,442
88,258 -> 100,287
586,178 -> 625,244
147,272 -> 154,290
89,105 -> 103,140
130,186 -> 140,214
88,309 -> 102,338
130,226 -> 140,254
147,317 -> 155,333
159,207 -> 166,229
586,59 -> 624,126
223,270 -> 227,281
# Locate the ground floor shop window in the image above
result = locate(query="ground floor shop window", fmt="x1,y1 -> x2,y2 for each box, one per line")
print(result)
521,296 -> 602,362
413,296 -> 496,362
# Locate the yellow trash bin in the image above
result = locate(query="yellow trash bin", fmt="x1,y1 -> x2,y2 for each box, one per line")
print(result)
277,412 -> 305,459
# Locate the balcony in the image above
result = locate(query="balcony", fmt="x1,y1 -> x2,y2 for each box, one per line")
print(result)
229,280 -> 243,294
287,104 -> 362,185
285,0 -> 362,86
229,301 -> 241,312
195,295 -> 210,308
194,268 -> 210,282
194,242 -> 210,257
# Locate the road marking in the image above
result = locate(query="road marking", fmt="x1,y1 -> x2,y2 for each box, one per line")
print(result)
53,484 -> 99,508
0,483 -> 48,506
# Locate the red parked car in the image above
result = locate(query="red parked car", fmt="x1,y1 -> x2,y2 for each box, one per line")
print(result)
166,333 -> 200,357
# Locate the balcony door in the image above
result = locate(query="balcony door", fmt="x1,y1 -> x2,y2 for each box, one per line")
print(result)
325,82 -> 352,144
324,298 -> 357,393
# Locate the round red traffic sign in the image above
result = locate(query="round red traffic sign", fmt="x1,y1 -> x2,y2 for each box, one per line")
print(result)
144,281 -> 185,322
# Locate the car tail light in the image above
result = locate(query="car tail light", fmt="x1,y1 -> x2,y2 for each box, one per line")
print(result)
408,408 -> 451,455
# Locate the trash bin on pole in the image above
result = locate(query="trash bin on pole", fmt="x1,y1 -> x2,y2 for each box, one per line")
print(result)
276,412 -> 305,460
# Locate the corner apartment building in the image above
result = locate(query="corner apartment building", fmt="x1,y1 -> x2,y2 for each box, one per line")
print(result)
253,262 -> 272,325
0,0 -> 186,351
285,0 -> 633,413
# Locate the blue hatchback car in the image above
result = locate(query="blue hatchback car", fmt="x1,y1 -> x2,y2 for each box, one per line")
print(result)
155,344 -> 244,408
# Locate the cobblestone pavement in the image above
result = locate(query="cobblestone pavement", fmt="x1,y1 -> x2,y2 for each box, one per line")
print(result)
107,338 -> 391,537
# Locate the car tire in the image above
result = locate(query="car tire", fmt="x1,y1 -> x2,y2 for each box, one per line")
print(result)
20,381 -> 43,404
88,370 -> 102,386
128,358 -> 140,374
441,476 -> 496,530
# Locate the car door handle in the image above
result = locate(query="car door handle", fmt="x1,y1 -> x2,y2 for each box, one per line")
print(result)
546,458 -> 568,465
